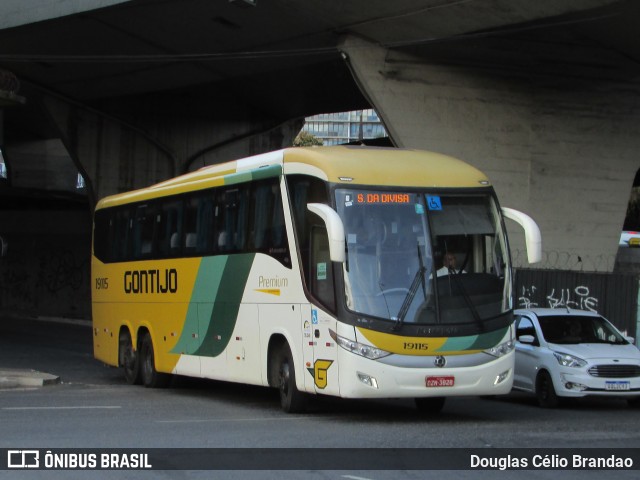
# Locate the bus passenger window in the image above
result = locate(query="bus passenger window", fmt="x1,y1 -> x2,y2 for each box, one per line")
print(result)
132,204 -> 156,260
184,196 -> 199,254
252,184 -> 272,250
156,200 -> 183,258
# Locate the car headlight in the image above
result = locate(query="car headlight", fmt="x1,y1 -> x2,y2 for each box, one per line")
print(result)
484,340 -> 515,358
553,352 -> 587,368
329,329 -> 391,360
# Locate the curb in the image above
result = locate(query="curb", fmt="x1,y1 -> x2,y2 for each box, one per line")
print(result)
0,369 -> 60,389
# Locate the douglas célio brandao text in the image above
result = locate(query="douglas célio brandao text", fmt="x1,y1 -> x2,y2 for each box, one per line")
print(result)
470,453 -> 634,470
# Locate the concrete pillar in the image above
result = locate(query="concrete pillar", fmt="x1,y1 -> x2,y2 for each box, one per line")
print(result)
340,36 -> 640,272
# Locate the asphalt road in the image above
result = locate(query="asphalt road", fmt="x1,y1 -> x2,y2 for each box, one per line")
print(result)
1,317 -> 639,480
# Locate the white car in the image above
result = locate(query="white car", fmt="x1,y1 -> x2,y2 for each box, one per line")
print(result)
620,230 -> 640,247
513,308 -> 640,408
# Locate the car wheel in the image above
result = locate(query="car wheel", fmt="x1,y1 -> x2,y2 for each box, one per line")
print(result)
536,371 -> 559,408
627,397 -> 640,408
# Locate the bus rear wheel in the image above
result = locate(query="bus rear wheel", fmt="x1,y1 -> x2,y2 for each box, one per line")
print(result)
120,330 -> 141,385
139,332 -> 170,388
276,343 -> 307,413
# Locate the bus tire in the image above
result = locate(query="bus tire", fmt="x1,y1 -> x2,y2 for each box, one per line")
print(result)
415,397 -> 446,414
139,332 -> 170,389
120,330 -> 141,385
276,343 -> 307,413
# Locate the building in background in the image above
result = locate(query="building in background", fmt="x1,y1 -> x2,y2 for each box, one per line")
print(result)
301,109 -> 386,146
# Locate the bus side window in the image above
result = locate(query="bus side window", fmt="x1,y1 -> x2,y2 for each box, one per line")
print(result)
196,194 -> 214,254
93,209 -> 110,262
184,196 -> 199,255
235,186 -> 249,251
310,225 -> 336,312
132,204 -> 156,260
286,175 -> 329,284
112,208 -> 131,262
253,183 -> 272,250
157,200 -> 183,258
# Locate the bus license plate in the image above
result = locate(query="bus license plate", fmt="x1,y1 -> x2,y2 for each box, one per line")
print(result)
605,381 -> 630,391
426,376 -> 455,387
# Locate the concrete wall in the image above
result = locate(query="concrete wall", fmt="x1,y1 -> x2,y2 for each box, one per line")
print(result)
341,36 -> 640,272
0,205 -> 91,320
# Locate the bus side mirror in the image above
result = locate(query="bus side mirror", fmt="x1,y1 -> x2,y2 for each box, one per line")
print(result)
0,235 -> 7,257
501,207 -> 542,264
307,203 -> 345,263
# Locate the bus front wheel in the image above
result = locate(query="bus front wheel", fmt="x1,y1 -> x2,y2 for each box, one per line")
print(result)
276,344 -> 307,413
139,333 -> 170,388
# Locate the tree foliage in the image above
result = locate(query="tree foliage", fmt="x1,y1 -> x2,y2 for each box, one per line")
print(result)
293,131 -> 323,147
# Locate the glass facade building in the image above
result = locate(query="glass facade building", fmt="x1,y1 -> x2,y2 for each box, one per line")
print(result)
301,109 -> 387,146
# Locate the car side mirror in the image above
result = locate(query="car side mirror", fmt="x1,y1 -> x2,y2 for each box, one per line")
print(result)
518,334 -> 536,345
625,336 -> 635,345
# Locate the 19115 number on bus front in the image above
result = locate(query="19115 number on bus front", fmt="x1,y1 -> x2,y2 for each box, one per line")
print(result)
404,342 -> 429,351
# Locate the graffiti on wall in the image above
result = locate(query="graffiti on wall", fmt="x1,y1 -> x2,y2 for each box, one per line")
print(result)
518,285 -> 599,312
37,249 -> 86,294
515,268 -> 638,337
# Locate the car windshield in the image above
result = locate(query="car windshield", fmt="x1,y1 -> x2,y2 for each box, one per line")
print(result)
335,189 -> 511,326
538,315 -> 628,345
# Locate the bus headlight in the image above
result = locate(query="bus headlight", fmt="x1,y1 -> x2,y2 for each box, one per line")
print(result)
329,330 -> 392,360
484,340 -> 514,358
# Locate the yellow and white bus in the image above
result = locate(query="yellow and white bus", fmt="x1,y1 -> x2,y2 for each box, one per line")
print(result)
92,146 -> 541,413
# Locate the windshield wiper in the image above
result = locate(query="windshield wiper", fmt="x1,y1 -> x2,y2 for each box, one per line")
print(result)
393,244 -> 427,331
447,268 -> 485,332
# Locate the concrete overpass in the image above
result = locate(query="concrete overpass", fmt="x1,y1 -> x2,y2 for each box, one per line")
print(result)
0,0 -> 639,319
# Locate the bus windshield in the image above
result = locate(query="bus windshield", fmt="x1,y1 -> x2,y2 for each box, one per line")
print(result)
335,189 -> 511,326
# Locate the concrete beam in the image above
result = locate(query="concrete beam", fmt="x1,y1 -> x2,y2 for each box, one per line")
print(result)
0,0 -> 129,29
340,35 -> 640,272
39,92 -> 303,203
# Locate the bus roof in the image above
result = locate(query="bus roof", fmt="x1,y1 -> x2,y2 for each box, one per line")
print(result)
96,146 -> 490,209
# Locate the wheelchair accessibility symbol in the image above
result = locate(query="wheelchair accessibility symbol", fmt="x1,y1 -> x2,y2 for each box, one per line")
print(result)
427,195 -> 442,211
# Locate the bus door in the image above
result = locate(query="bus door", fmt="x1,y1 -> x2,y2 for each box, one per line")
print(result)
305,225 -> 340,396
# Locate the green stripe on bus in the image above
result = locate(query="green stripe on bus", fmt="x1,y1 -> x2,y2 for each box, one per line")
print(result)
170,254 -> 255,357
435,326 -> 508,353
170,256 -> 228,355
465,326 -> 509,351
223,164 -> 282,186
195,253 -> 255,357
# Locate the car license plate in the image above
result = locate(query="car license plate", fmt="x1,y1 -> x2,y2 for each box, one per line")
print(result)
426,376 -> 455,387
605,381 -> 630,391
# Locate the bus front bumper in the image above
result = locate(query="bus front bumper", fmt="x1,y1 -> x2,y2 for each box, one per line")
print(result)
336,349 -> 514,399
